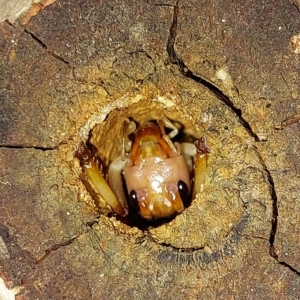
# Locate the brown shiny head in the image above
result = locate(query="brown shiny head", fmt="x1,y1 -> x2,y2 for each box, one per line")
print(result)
134,122 -> 161,144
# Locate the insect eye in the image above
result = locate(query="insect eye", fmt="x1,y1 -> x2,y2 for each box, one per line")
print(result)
129,190 -> 140,211
177,180 -> 190,206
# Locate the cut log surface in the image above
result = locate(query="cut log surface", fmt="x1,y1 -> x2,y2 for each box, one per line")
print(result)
0,0 -> 300,299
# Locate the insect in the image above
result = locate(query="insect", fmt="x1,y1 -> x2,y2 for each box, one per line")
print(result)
74,116 -> 210,220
